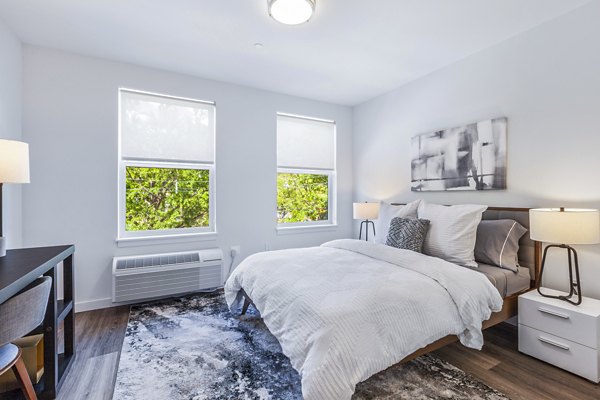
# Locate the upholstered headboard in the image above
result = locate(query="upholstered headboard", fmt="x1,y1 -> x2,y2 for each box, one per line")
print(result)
390,204 -> 541,287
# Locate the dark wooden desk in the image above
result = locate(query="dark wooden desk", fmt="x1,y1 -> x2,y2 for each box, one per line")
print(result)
0,245 -> 75,400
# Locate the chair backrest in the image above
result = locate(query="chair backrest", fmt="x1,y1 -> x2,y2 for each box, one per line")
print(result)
0,276 -> 52,347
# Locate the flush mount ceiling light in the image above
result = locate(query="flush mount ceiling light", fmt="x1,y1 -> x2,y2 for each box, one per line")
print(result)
268,0 -> 316,25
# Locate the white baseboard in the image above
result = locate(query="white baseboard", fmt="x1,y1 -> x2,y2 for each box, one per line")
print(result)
75,289 -> 224,313
75,297 -> 114,313
75,297 -> 147,313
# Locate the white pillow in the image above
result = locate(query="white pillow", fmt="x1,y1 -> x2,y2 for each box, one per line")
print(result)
374,200 -> 421,244
417,201 -> 488,268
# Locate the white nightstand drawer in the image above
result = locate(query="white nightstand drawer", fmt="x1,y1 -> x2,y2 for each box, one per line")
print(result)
519,294 -> 599,348
519,324 -> 600,382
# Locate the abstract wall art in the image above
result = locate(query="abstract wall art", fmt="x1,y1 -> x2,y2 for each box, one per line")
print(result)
411,117 -> 507,191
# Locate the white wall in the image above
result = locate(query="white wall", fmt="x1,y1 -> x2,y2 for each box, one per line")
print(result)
0,19 -> 23,248
22,46 -> 353,311
353,2 -> 600,299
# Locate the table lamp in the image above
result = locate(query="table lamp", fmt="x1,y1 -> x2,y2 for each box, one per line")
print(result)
530,207 -> 600,305
353,202 -> 379,241
0,139 -> 30,257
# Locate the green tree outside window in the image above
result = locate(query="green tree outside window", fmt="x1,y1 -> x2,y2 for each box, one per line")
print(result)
277,173 -> 329,223
125,167 -> 210,231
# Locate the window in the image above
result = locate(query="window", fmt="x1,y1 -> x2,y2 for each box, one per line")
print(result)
276,113 -> 336,227
118,89 -> 216,239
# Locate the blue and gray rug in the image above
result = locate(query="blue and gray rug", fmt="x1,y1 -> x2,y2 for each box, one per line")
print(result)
113,292 -> 509,400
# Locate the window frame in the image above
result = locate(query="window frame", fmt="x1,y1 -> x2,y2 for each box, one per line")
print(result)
117,88 -> 216,241
276,113 -> 337,228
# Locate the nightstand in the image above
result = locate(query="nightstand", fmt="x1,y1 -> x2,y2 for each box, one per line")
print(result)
518,288 -> 600,382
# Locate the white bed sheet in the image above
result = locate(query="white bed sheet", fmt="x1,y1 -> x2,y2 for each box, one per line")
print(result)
225,239 -> 503,400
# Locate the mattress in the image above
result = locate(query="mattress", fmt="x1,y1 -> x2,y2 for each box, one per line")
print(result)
475,263 -> 531,297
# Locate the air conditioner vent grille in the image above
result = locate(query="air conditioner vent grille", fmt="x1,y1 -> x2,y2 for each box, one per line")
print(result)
115,252 -> 201,270
112,248 -> 223,303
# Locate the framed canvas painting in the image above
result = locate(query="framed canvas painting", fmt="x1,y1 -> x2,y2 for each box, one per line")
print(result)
411,117 -> 507,191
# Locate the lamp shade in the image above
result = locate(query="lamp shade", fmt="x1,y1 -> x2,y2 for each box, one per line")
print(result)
529,208 -> 600,245
0,139 -> 30,184
353,202 -> 380,220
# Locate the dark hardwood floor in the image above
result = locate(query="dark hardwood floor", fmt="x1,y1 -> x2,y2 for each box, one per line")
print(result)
433,323 -> 600,400
3,307 -> 599,400
54,306 -> 130,400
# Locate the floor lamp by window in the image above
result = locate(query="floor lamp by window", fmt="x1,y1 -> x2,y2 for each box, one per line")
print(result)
353,202 -> 379,241
530,207 -> 600,305
0,139 -> 30,257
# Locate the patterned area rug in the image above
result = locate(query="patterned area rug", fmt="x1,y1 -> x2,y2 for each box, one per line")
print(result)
113,292 -> 509,400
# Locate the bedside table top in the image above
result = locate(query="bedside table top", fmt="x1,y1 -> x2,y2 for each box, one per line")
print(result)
520,288 -> 600,317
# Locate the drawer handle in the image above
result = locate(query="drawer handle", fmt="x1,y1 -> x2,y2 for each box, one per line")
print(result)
538,307 -> 570,319
538,336 -> 570,351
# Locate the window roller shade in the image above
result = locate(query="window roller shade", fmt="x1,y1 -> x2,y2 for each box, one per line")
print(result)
277,114 -> 335,170
121,90 -> 215,163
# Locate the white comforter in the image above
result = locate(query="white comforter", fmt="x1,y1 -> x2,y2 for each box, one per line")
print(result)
224,239 -> 503,400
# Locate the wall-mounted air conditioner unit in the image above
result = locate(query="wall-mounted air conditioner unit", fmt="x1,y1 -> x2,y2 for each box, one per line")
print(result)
112,248 -> 223,303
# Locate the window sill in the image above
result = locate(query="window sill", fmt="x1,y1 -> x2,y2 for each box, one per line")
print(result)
116,232 -> 218,248
276,224 -> 338,235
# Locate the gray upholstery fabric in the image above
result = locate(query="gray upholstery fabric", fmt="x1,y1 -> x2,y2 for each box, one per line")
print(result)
0,276 -> 52,347
386,217 -> 430,253
474,219 -> 528,272
0,343 -> 19,369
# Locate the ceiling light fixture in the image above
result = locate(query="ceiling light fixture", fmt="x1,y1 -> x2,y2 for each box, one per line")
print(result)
268,0 -> 316,25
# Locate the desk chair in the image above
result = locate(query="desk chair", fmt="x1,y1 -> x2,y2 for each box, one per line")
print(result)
0,276 -> 52,400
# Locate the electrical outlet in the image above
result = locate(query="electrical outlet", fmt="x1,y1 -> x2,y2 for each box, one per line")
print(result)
230,245 -> 241,258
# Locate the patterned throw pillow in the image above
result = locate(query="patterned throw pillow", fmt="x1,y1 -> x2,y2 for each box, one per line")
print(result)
386,217 -> 431,253
374,199 -> 421,245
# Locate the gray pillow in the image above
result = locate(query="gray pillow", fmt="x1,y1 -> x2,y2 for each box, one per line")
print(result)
474,219 -> 527,272
374,200 -> 421,245
386,217 -> 430,253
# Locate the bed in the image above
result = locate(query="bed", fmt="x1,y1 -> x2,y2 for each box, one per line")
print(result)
396,206 -> 541,363
224,205 -> 541,400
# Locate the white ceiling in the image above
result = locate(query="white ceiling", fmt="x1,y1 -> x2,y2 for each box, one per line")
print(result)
0,0 -> 591,105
